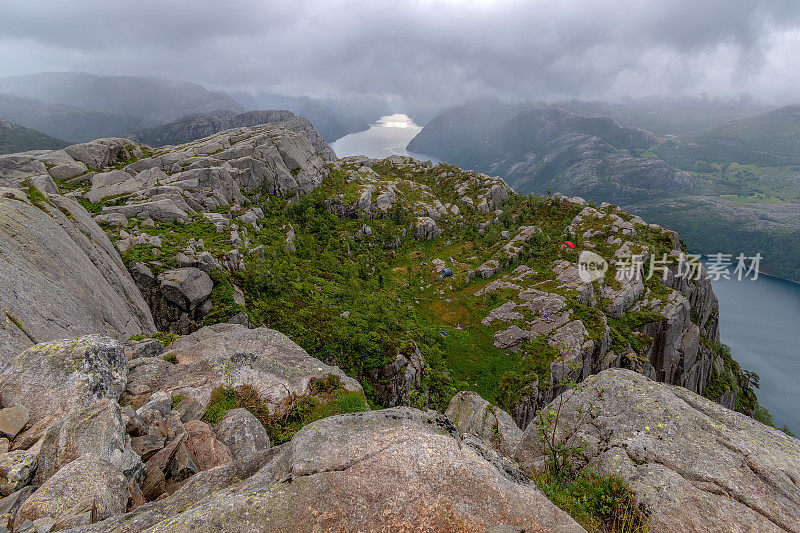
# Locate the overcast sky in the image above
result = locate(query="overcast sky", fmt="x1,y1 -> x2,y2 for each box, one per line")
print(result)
2,0 -> 800,106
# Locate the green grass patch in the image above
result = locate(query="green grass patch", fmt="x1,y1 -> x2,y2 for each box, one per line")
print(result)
608,309 -> 666,353
152,331 -> 180,347
202,376 -> 369,444
534,469 -> 651,532
495,337 -> 561,410
203,270 -> 246,325
26,185 -> 51,211
171,394 -> 185,409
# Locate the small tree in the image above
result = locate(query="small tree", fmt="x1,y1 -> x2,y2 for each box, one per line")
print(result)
533,348 -> 603,477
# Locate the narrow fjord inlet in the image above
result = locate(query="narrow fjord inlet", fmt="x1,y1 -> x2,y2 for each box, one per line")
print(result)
331,113 -> 439,161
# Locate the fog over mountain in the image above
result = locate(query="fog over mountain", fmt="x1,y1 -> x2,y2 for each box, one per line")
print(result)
2,1 -> 800,109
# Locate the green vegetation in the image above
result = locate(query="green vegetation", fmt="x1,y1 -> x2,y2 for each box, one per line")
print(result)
202,386 -> 238,424
608,309 -> 666,353
120,217 -> 231,274
202,376 -> 369,444
534,469 -> 651,533
701,338 -> 764,418
228,184 -> 588,408
170,394 -> 185,409
112,156 -> 763,432
203,270 -> 245,325
496,337 -> 560,410
152,331 -> 180,347
26,185 -> 51,211
76,193 -> 131,215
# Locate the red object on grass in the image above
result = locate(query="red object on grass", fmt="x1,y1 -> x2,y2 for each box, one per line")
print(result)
565,241 -> 575,248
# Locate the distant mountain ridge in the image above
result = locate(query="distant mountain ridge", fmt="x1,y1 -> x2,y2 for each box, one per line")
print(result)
408,100 -> 694,204
0,93 -> 144,142
232,92 -> 391,142
128,110 -> 295,146
0,72 -> 243,125
658,104 -> 800,168
560,95 -> 769,136
0,117 -> 69,154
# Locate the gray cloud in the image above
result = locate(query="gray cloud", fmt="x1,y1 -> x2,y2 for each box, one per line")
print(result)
1,0 -> 800,107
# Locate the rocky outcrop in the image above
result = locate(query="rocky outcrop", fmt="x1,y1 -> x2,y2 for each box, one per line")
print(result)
107,124 -> 331,206
76,408 -> 584,532
446,391 -> 523,458
213,409 -> 270,461
36,399 -> 143,484
0,187 -> 155,358
182,420 -> 233,472
123,323 -> 362,411
14,453 -> 127,530
131,264 -> 214,334
129,110 -> 336,159
0,450 -> 37,497
516,369 -> 800,532
472,198 -> 731,428
366,342 -> 426,406
0,335 -> 127,423
0,407 -> 28,441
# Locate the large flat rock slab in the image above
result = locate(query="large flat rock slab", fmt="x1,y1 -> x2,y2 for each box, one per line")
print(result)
0,190 -> 154,358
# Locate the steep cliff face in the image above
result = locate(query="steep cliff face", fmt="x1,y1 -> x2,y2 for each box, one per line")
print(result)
501,198 -> 731,428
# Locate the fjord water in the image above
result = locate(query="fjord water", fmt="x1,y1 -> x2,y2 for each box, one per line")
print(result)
331,114 -> 439,161
711,273 -> 800,434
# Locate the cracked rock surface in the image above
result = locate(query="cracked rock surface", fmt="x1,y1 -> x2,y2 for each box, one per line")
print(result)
75,408 -> 584,533
516,368 -> 800,532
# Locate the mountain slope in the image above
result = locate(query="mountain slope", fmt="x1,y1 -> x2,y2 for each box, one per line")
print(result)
0,71 -> 243,124
0,125 -> 792,531
561,95 -> 769,136
0,117 -> 69,154
408,101 -> 694,204
0,93 -> 144,142
1,130 -> 760,425
658,104 -> 800,168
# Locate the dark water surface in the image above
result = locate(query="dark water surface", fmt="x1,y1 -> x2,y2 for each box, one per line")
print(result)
710,273 -> 800,434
